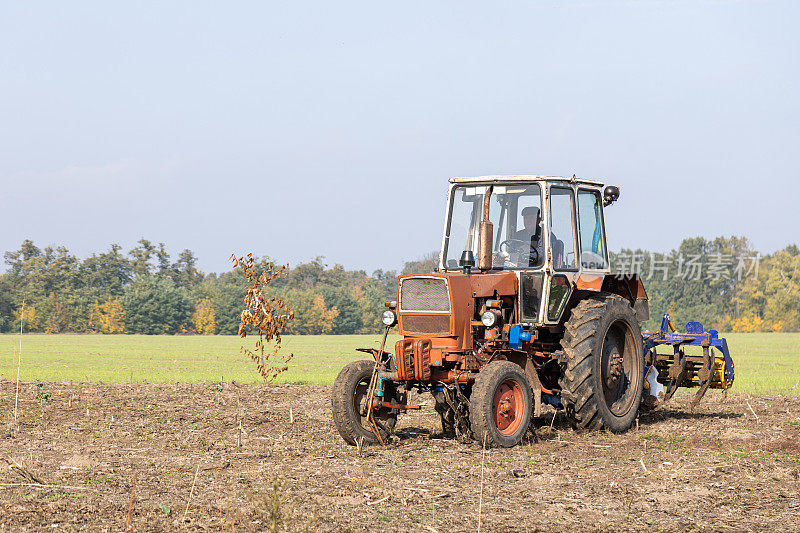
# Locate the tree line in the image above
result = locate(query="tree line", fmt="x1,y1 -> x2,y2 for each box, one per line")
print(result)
611,236 -> 800,333
0,236 -> 797,335
0,239 -> 432,335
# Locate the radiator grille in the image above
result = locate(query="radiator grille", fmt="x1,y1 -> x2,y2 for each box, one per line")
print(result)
395,339 -> 415,381
401,314 -> 451,335
394,338 -> 433,381
399,277 -> 450,313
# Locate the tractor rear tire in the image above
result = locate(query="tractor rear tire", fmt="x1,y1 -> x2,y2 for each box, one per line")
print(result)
332,360 -> 397,445
559,293 -> 644,433
470,361 -> 533,448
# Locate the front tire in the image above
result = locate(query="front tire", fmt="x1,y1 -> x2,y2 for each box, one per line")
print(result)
332,360 -> 397,445
470,361 -> 533,448
559,294 -> 644,433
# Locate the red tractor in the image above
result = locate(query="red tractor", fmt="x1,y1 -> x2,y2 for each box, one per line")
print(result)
332,175 -> 734,447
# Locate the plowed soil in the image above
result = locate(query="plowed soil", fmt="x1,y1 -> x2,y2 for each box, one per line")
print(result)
1,379 -> 799,532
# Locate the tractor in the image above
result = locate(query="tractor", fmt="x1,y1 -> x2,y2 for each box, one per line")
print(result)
332,175 -> 735,448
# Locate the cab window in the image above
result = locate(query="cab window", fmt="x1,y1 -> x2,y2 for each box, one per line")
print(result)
548,187 -> 577,270
444,184 -> 543,269
577,189 -> 608,269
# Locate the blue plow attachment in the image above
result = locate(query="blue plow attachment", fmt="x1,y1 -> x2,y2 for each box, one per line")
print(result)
641,314 -> 735,408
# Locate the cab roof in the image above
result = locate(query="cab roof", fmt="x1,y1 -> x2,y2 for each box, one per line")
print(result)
449,175 -> 604,187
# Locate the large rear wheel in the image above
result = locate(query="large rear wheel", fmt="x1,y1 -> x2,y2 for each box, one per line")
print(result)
332,360 -> 397,445
470,361 -> 533,448
559,294 -> 644,432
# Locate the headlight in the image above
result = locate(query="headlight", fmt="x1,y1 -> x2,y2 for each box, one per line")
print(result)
381,309 -> 397,327
481,310 -> 499,328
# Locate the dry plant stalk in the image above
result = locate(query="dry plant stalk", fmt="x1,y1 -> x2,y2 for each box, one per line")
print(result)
4,456 -> 43,485
183,464 -> 201,522
125,480 -> 136,532
477,434 -> 486,533
14,301 -> 23,423
231,254 -> 294,382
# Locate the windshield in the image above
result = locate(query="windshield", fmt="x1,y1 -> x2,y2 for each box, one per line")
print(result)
443,184 -> 544,270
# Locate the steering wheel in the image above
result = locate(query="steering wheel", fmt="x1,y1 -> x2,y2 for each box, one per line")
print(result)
499,239 -> 540,266
499,239 -> 530,254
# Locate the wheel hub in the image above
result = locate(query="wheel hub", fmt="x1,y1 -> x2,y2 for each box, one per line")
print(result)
600,320 -> 640,417
606,348 -> 624,388
492,380 -> 524,436
498,397 -> 513,417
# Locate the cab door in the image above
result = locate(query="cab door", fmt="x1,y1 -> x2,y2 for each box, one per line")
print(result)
514,183 -> 546,325
541,184 -> 579,325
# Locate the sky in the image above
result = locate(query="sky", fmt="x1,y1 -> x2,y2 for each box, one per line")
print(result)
1,1 -> 797,275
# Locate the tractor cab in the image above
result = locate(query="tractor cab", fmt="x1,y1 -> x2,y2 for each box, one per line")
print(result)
439,176 -> 616,326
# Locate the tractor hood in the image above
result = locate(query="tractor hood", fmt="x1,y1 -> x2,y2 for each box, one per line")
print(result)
396,271 -> 517,350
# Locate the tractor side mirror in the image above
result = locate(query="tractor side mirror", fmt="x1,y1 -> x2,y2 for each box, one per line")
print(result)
459,250 -> 475,275
603,185 -> 620,206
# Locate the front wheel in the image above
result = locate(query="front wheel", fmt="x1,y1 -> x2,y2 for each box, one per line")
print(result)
331,360 -> 397,445
470,361 -> 533,448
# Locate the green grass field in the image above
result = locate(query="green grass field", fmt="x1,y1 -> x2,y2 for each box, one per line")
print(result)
0,333 -> 403,386
0,333 -> 798,395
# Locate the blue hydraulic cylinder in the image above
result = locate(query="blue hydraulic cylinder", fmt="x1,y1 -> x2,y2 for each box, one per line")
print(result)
509,324 -> 532,350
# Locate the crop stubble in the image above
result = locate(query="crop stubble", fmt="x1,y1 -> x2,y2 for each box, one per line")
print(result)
1,380 -> 799,532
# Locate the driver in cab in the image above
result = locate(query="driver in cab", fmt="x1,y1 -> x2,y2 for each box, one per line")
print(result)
512,206 -> 544,267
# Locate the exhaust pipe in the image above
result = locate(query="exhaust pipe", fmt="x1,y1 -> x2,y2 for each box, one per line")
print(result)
478,186 -> 493,270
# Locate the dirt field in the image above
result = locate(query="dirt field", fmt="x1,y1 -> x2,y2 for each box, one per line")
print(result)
1,380 -> 798,532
